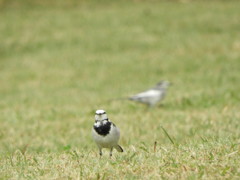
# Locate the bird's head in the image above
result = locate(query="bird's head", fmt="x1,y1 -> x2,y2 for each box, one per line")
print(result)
156,81 -> 171,89
95,109 -> 108,122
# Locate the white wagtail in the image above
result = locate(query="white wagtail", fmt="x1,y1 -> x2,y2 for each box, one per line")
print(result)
92,110 -> 123,157
128,81 -> 170,107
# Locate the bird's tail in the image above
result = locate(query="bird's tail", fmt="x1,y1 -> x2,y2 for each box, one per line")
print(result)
115,145 -> 124,152
107,97 -> 128,103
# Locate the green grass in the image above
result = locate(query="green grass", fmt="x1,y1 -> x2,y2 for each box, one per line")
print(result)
0,0 -> 240,179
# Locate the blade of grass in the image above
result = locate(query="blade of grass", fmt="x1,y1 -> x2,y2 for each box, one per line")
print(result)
161,126 -> 175,145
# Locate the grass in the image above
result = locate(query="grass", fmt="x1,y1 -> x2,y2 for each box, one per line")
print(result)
0,0 -> 240,179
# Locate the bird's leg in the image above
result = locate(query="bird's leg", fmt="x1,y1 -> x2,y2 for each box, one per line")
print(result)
99,148 -> 102,157
146,104 -> 155,111
109,147 -> 113,158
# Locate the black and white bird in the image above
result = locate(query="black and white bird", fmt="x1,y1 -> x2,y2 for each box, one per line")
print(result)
92,110 -> 123,157
128,80 -> 170,107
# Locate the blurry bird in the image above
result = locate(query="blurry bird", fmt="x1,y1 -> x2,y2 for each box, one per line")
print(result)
92,110 -> 123,157
128,81 -> 170,107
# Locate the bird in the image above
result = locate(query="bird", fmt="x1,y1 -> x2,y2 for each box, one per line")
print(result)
92,109 -> 124,157
128,80 -> 170,107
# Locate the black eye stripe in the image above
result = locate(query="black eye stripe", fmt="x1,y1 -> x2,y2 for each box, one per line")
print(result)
96,111 -> 106,115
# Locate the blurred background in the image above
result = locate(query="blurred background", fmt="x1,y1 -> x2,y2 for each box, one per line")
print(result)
0,0 -> 240,176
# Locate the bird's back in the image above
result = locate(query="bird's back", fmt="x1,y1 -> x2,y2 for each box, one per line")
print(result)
129,89 -> 165,106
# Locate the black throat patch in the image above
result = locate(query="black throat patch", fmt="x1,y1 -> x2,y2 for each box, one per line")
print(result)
94,121 -> 111,136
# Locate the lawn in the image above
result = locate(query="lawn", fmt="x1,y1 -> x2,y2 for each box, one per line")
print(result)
0,0 -> 240,179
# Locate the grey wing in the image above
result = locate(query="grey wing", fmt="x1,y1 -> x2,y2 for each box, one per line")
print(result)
129,90 -> 161,103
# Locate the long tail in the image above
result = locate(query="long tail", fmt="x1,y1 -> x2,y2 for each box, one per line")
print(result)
115,145 -> 124,152
107,97 -> 128,103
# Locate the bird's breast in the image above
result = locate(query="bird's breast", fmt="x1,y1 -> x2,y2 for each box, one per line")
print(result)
93,121 -> 111,136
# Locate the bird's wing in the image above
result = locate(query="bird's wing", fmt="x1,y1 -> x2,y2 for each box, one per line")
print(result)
129,89 -> 160,100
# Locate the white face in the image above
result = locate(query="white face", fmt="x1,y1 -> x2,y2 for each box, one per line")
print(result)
95,110 -> 108,121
